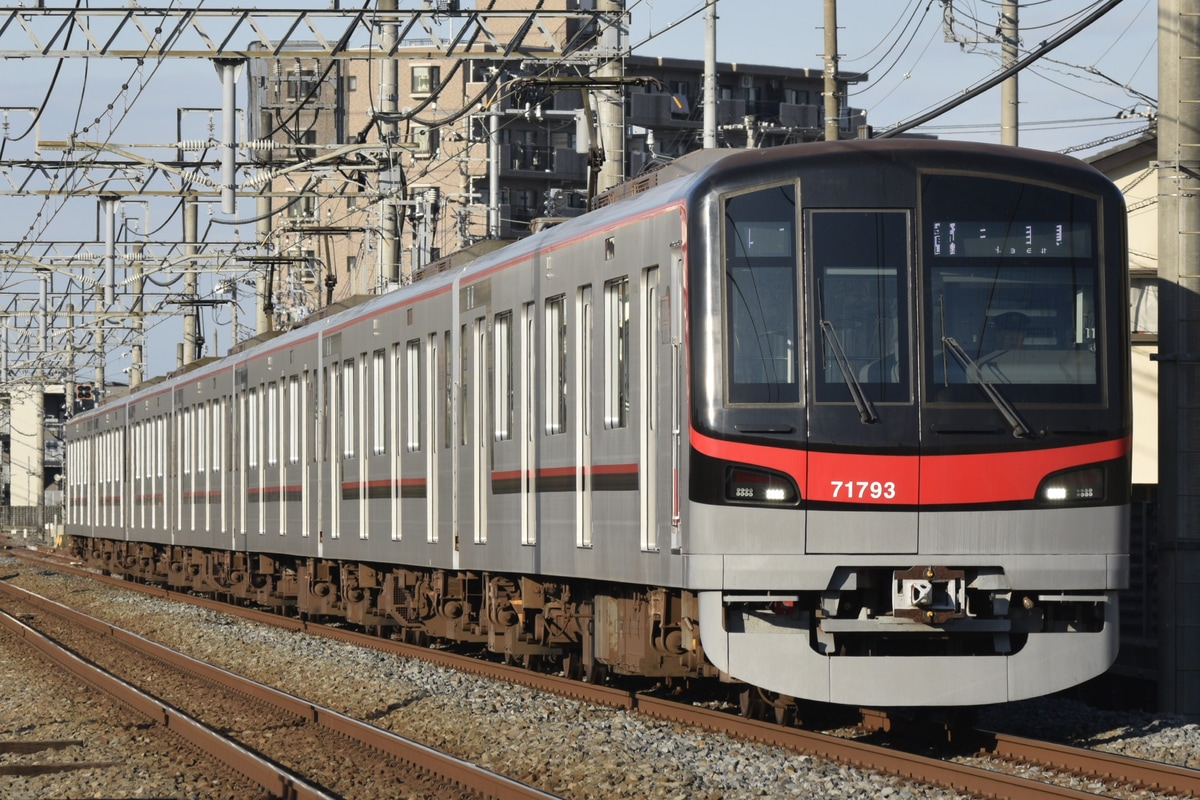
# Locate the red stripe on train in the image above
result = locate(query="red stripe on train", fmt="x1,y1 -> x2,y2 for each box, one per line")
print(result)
691,428 -> 1129,505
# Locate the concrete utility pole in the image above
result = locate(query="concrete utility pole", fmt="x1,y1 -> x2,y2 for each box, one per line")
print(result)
1000,1 -> 1019,145
130,246 -> 144,388
823,0 -> 840,141
183,198 -> 199,366
596,0 -> 626,191
101,195 -> 118,307
256,194 -> 273,335
215,59 -> 243,215
64,304 -> 75,417
488,99 -> 501,238
1156,0 -> 1200,717
703,1 -> 717,149
379,0 -> 401,287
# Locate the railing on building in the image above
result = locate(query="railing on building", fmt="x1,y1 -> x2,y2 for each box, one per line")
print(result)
0,505 -> 62,544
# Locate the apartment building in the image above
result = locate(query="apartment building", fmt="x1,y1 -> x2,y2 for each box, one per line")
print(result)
243,16 -> 863,326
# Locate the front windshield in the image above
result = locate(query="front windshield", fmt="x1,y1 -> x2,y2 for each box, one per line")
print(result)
724,184 -> 799,404
923,175 -> 1102,405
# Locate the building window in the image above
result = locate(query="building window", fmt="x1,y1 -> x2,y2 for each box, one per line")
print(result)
784,88 -> 810,105
297,129 -> 317,161
287,195 -> 316,218
284,68 -> 320,102
412,65 -> 440,95
1131,272 -> 1158,337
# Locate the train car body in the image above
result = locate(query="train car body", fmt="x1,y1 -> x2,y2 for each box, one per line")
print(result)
66,140 -> 1130,708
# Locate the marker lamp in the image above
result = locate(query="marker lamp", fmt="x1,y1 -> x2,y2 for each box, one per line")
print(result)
725,466 -> 799,506
1037,466 -> 1105,505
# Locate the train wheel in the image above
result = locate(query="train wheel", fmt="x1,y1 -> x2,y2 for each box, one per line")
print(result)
738,687 -> 767,720
774,701 -> 797,727
563,652 -> 607,684
563,652 -> 581,681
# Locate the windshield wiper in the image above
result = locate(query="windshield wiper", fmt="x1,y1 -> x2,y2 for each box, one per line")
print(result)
942,336 -> 1034,438
820,319 -> 878,424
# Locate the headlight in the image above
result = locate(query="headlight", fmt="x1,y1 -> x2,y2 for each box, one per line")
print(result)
1037,466 -> 1105,504
725,465 -> 800,506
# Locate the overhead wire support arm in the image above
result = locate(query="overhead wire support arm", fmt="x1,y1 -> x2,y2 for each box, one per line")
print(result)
0,7 -> 615,61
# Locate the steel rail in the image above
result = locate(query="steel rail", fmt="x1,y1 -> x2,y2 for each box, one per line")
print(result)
0,578 -> 560,800
981,730 -> 1200,796
0,599 -> 335,800
9,545 -> 1198,799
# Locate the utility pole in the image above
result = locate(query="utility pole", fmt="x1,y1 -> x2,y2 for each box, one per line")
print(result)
64,304 -> 75,419
131,245 -> 143,388
183,198 -> 199,366
215,59 -> 243,215
1156,0 -> 1200,717
823,0 -> 840,141
256,194 -> 273,335
1000,1 -> 1019,145
488,99 -> 501,239
379,0 -> 401,287
596,0 -> 626,191
703,1 -> 717,149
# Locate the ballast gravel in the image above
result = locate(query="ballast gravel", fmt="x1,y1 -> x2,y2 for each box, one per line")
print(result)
2,553 -> 1196,799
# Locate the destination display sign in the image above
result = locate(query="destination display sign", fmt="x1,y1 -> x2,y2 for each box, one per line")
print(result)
931,221 -> 1092,258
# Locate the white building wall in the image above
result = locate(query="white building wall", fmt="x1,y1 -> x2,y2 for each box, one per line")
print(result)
8,385 -> 44,506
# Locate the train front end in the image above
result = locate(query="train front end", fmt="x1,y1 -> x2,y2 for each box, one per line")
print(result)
684,141 -> 1130,707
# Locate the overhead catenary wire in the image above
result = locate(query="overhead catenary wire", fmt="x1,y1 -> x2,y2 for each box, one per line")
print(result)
877,0 -> 1128,138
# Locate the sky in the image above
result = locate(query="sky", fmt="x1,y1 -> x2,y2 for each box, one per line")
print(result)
0,1 -> 1161,383
627,0 -> 1157,155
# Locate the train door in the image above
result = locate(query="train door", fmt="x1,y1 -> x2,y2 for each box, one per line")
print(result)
302,370 -> 313,540
283,375 -> 302,540
440,329 -> 452,554
338,355 -> 363,540
521,302 -> 536,545
640,269 -> 659,551
428,332 -> 441,545
327,361 -> 340,545
470,314 -> 488,545
399,339 -> 422,541
804,208 -> 919,553
367,349 -> 388,540
265,381 -> 280,539
577,285 -> 593,548
233,372 -> 245,541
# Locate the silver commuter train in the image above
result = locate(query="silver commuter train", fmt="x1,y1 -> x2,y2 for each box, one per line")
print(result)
66,139 -> 1131,709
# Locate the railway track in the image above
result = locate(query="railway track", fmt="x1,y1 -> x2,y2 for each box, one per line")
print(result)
5,541 -> 1199,799
0,577 -> 556,800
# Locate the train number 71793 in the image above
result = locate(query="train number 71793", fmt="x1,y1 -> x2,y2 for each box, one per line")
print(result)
830,480 -> 897,500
